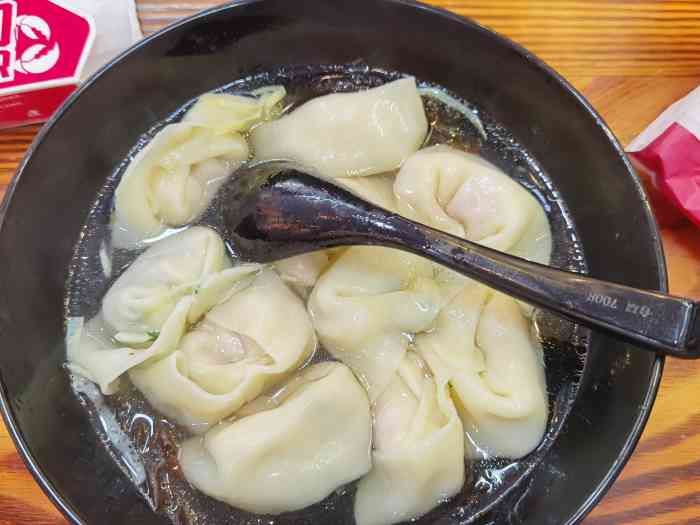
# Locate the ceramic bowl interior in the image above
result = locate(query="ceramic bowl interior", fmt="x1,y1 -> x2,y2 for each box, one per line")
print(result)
0,1 -> 664,524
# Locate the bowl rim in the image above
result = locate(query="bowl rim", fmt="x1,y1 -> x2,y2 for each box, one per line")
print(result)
0,1 -> 665,524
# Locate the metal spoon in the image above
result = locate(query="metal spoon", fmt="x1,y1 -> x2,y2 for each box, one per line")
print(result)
204,161 -> 700,359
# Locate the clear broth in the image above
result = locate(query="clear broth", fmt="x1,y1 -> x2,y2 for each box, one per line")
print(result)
65,65 -> 589,525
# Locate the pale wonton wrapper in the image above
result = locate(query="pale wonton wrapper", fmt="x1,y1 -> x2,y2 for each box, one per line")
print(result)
67,227 -> 240,394
394,145 -> 552,264
113,87 -> 285,248
251,78 -> 428,178
354,352 -> 465,525
308,246 -> 445,400
416,282 -> 548,459
179,362 -> 372,514
129,269 -> 316,430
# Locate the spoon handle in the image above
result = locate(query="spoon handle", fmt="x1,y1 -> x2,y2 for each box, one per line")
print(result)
377,214 -> 700,358
227,168 -> 700,358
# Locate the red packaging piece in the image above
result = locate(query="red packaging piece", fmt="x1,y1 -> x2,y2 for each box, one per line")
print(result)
628,86 -> 700,228
628,155 -> 687,228
0,0 -> 94,128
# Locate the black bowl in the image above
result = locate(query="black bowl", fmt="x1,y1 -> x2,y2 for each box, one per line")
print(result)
0,1 -> 664,524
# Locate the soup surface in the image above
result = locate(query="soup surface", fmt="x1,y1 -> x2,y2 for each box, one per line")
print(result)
65,65 -> 589,525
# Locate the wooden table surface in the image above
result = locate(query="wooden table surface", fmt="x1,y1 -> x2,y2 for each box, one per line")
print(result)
2,1 -> 700,524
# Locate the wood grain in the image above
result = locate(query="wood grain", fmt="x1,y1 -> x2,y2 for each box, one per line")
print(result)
2,1 -> 700,524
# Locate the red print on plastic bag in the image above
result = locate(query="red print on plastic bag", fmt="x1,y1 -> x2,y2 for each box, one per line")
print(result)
14,14 -> 61,76
0,0 -> 94,95
0,0 -> 94,128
